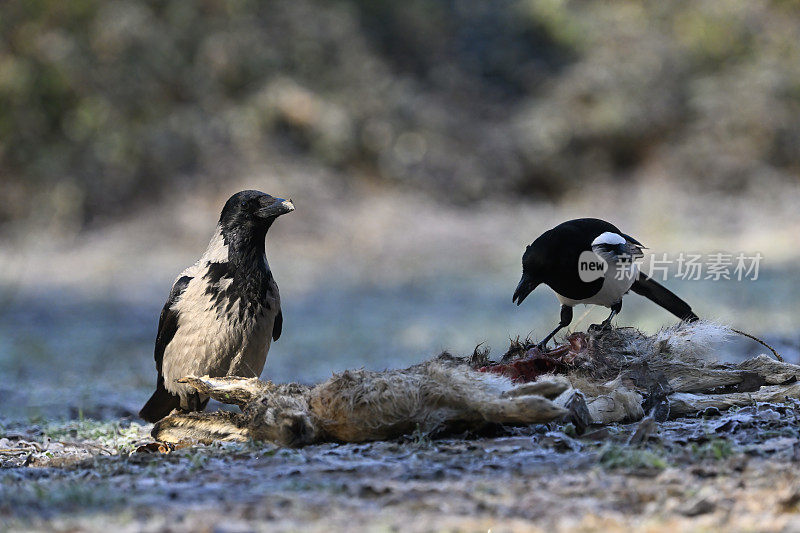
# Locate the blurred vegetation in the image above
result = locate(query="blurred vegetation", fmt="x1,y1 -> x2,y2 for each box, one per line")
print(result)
2,0 -> 800,227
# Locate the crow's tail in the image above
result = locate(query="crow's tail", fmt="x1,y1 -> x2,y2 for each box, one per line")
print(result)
139,376 -> 181,423
630,272 -> 698,322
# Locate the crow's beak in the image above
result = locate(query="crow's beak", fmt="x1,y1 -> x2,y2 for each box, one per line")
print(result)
257,197 -> 295,219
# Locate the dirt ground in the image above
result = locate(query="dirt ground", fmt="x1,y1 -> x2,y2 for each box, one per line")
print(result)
2,188 -> 800,531
3,402 -> 800,532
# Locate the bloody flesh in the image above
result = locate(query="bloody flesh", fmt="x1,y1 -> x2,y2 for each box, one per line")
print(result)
478,333 -> 589,383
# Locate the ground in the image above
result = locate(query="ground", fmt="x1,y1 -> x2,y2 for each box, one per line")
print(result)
3,402 -> 800,532
2,189 -> 800,531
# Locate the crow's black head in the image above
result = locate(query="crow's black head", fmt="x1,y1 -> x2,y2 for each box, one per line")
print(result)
219,190 -> 294,235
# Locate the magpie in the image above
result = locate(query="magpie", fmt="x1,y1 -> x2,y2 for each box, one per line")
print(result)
139,190 -> 294,423
512,218 -> 698,350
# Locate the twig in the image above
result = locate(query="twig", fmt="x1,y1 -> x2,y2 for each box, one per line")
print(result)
730,328 -> 783,362
570,308 -> 593,332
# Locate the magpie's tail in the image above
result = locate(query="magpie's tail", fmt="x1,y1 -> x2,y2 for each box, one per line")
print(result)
630,272 -> 699,322
139,376 -> 181,423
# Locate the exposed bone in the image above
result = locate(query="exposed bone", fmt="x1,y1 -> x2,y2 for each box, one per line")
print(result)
669,383 -> 800,416
737,355 -> 800,385
655,362 -> 750,393
585,386 -> 644,424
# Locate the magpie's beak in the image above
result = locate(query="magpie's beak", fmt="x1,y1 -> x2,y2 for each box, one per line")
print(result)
512,275 -> 538,306
257,197 -> 295,219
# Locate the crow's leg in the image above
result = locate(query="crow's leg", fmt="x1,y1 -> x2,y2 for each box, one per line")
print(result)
537,305 -> 573,351
184,391 -> 204,412
589,301 -> 622,331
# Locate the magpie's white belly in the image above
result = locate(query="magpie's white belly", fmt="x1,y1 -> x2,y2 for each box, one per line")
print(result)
556,262 -> 639,307
161,275 -> 279,404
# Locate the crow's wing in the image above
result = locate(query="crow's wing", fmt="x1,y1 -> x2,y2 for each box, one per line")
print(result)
140,275 -> 193,422
154,275 -> 192,374
272,308 -> 283,341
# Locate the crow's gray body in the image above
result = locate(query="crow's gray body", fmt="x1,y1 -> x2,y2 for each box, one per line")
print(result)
161,228 -> 281,404
140,191 -> 293,423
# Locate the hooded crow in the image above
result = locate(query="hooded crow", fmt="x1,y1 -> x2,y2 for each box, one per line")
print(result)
139,190 -> 295,423
513,218 -> 698,350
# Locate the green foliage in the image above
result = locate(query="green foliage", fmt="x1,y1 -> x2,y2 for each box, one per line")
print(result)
2,0 -> 800,226
598,443 -> 668,470
691,438 -> 734,461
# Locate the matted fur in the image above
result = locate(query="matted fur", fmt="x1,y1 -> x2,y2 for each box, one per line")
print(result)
154,355 -> 568,446
153,321 -> 800,446
561,321 -> 799,423
307,359 -> 564,441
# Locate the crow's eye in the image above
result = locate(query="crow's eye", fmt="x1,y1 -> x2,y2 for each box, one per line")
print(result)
240,200 -> 248,208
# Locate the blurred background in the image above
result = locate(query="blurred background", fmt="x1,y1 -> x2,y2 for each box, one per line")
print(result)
1,0 -> 799,421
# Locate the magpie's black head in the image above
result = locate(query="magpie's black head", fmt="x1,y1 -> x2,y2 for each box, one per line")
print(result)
219,190 -> 294,235
512,244 -> 542,306
513,271 -> 541,306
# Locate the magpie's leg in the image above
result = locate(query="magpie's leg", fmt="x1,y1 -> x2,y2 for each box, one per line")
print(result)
537,305 -> 573,351
590,301 -> 622,331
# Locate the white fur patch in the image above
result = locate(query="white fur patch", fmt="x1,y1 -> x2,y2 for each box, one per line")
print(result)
591,231 -> 626,246
654,321 -> 731,364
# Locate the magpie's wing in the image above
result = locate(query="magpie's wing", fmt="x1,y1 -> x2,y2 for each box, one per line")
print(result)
592,237 -> 644,261
620,233 -> 645,260
620,232 -> 644,247
154,275 -> 192,374
272,308 -> 283,341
